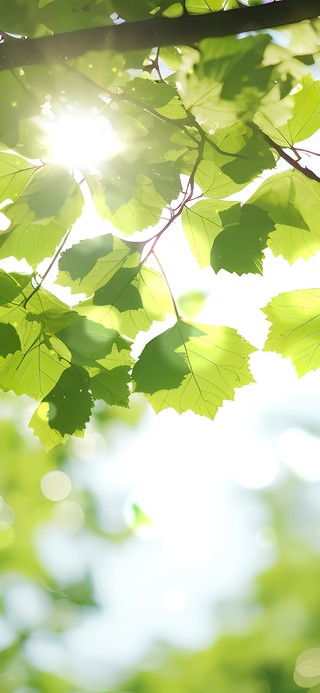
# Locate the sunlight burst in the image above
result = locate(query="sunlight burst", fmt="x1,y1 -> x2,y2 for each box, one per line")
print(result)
49,115 -> 122,168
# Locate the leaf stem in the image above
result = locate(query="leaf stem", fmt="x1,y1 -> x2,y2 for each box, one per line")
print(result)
152,250 -> 180,320
143,133 -> 205,262
23,227 -> 73,308
295,147 -> 320,158
16,330 -> 43,369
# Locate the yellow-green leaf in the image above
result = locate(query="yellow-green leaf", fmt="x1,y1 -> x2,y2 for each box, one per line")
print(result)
263,289 -> 320,376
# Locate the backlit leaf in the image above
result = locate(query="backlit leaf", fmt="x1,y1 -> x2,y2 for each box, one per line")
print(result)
0,152 -> 38,201
0,270 -> 30,306
90,366 -> 131,407
263,290 -> 320,376
186,0 -> 224,13
133,319 -> 255,417
57,234 -> 142,296
255,77 -> 320,147
211,204 -> 275,275
250,170 -> 320,263
77,265 -> 173,338
54,314 -> 130,366
182,199 -> 230,268
93,266 -> 143,311
0,166 -> 83,264
181,34 -> 274,131
275,76 -> 320,145
0,323 -> 21,358
42,366 -> 93,435
0,340 -> 66,400
29,401 -> 68,450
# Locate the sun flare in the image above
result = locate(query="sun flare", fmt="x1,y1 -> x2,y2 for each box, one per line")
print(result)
48,114 -> 122,168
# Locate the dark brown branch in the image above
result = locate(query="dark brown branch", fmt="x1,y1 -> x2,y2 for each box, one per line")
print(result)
261,131 -> 320,184
0,0 -> 319,72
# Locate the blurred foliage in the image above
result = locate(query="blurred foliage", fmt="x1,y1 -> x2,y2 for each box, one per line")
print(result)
118,480 -> 320,693
0,393 -> 146,693
0,391 -> 320,693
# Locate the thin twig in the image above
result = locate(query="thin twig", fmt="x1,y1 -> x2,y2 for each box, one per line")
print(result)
295,147 -> 320,158
23,226 -> 73,308
153,250 -> 181,319
143,134 -> 205,262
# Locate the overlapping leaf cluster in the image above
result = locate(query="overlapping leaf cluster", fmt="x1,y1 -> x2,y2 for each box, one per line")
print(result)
0,2 -> 320,447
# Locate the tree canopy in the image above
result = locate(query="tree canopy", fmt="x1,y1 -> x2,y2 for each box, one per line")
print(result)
0,0 -> 320,448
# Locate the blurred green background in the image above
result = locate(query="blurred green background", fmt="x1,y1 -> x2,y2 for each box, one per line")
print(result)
1,360 -> 320,693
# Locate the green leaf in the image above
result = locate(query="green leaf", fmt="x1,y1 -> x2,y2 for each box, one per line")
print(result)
2,0 -> 116,34
133,319 -> 255,417
256,76 -> 320,146
29,365 -> 93,447
93,266 -> 144,311
75,266 -> 173,338
69,50 -> 127,92
25,308 -> 74,335
57,234 -> 142,296
58,235 -> 172,338
186,0 -> 224,13
81,90 -> 193,232
0,270 -> 30,306
122,76 -> 180,109
77,265 -> 173,339
283,21 -> 320,55
195,125 -> 276,199
90,366 -> 131,407
0,165 -> 83,265
281,76 -> 320,144
87,169 -> 171,235
216,126 -> 276,183
0,323 -> 21,358
4,165 -> 83,222
0,152 -> 38,202
0,219 -> 68,266
0,70 -> 40,148
122,75 -> 188,121
104,0 -> 178,21
58,233 -> 113,283
182,199 -> 231,268
195,148 -> 242,199
43,366 -> 93,435
0,339 -> 67,400
211,204 -> 275,275
250,170 -> 320,263
160,45 -> 186,70
181,34 -> 274,130
0,288 -> 72,400
54,314 -> 130,366
132,321 -> 192,393
29,402 -> 68,451
23,284 -> 73,319
254,108 -> 294,148
263,290 -> 320,376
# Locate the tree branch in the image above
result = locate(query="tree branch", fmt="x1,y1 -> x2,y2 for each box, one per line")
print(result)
0,0 -> 319,72
262,132 -> 320,183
